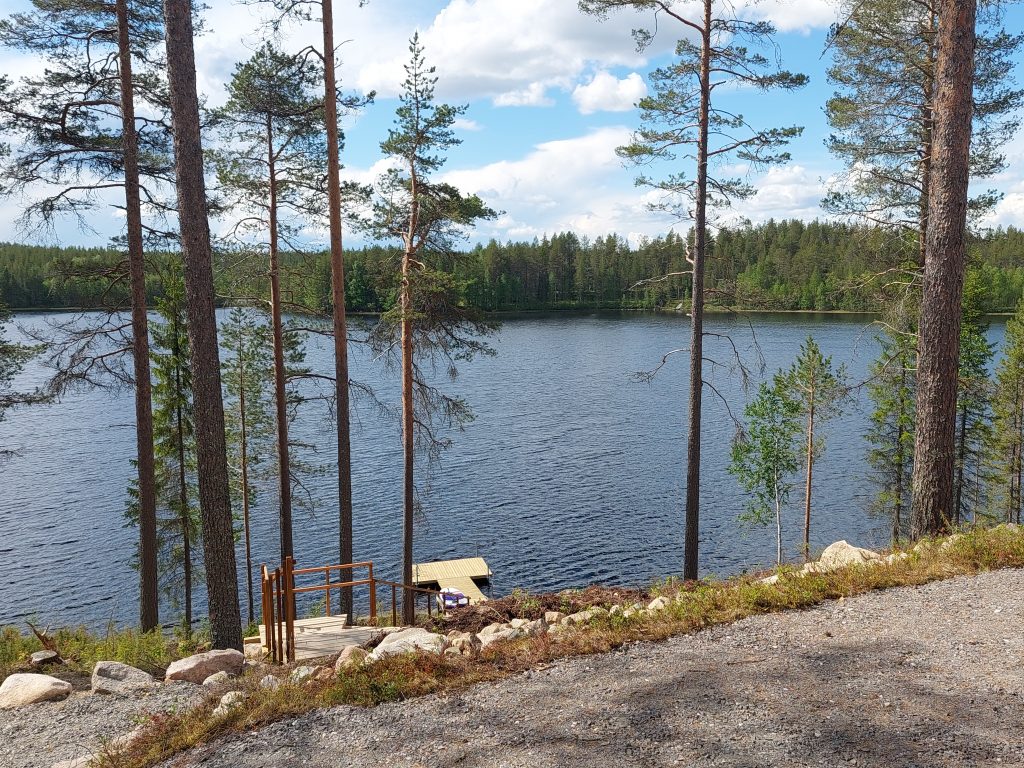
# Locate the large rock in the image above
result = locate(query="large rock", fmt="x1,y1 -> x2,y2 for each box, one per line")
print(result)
477,626 -> 526,649
335,645 -> 370,671
30,650 -> 60,667
0,673 -> 72,708
544,611 -> 566,625
447,632 -> 481,655
369,628 -> 446,660
817,541 -> 881,571
164,649 -> 243,685
92,661 -> 157,695
211,690 -> 245,718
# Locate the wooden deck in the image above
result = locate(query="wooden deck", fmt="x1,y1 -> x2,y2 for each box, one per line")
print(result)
253,616 -> 381,662
412,557 -> 492,604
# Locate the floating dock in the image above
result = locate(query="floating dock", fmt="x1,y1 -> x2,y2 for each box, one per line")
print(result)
412,557 -> 492,604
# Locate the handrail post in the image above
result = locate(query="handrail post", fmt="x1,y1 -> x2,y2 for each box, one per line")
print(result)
284,556 -> 296,663
274,568 -> 284,664
368,562 -> 377,625
325,565 -> 331,618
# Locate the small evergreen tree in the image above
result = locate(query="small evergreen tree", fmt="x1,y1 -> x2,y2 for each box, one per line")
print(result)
730,380 -> 802,565
991,300 -> 1024,524
778,336 -> 848,560
954,276 -> 995,523
866,326 -> 917,542
128,260 -> 201,632
220,307 -> 274,626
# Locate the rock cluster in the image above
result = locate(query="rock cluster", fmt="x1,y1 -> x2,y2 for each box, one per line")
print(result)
757,538 -> 929,585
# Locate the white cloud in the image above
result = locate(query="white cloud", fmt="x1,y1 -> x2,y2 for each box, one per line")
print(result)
437,126 -> 668,241
722,165 -> 827,224
572,71 -> 647,114
452,118 -> 483,131
493,83 -> 554,108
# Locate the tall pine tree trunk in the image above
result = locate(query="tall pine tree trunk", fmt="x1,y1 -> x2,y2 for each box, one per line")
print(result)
401,186 -> 420,625
683,0 -> 711,581
803,395 -> 815,560
162,0 -> 241,650
267,120 -> 294,566
321,0 -> 355,621
115,0 -> 158,633
173,343 -> 192,632
238,337 -> 254,625
910,0 -> 977,539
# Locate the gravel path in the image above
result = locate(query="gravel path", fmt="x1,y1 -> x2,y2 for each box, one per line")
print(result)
4,570 -> 1023,768
183,569 -> 1024,768
0,681 -> 203,768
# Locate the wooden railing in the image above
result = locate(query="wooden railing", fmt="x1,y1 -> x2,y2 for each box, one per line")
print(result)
260,557 -> 441,663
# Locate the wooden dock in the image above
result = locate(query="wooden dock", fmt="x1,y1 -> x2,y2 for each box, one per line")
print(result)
412,557 -> 492,604
253,616 -> 380,662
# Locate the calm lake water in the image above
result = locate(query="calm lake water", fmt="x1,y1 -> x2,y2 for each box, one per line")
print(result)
0,311 -> 1008,628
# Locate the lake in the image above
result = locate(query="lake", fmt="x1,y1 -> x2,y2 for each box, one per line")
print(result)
0,311 -> 1008,628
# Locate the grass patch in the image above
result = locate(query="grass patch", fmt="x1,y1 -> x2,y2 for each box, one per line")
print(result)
0,623 -> 210,682
89,524 -> 1024,768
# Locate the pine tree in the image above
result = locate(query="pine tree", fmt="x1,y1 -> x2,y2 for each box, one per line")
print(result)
579,0 -> 806,580
866,322 -> 917,543
778,336 -> 849,560
358,35 -> 496,623
220,307 -> 274,627
991,300 -> 1024,525
212,43 -> 327,573
162,0 -> 241,649
953,275 -> 995,523
730,380 -> 803,566
128,260 -> 200,631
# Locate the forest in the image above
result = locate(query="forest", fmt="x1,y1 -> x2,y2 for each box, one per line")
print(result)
3,221 -> 1024,313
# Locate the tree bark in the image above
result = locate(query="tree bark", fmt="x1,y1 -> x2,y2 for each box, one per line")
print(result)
682,0 -> 711,582
162,0 -> 241,649
239,333 -> 254,626
321,0 -> 355,621
913,0 -> 974,540
910,0 -> 977,540
173,335 -> 191,633
803,393 -> 815,561
115,0 -> 159,633
400,178 -> 420,626
267,118 -> 294,566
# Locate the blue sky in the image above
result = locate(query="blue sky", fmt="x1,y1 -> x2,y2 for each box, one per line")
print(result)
1,0 -> 1023,248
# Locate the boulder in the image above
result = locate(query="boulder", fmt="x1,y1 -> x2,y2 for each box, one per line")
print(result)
447,632 -> 481,656
30,650 -> 60,667
940,533 -> 965,551
203,671 -> 231,687
369,628 -> 446,660
477,626 -> 525,649
509,618 -> 531,629
289,666 -> 317,684
608,605 -> 624,618
521,619 -> 548,636
259,674 -> 281,690
817,541 -> 881,572
883,552 -> 909,565
561,611 -> 589,626
335,645 -> 369,672
544,611 -> 566,625
647,596 -> 670,611
759,574 -> 781,585
479,623 -> 507,636
314,666 -> 334,682
0,673 -> 72,708
92,661 -> 157,695
211,690 -> 245,718
164,649 -> 243,685
583,606 -> 609,621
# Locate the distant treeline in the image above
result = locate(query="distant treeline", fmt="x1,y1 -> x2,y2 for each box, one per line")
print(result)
3,219 -> 1024,313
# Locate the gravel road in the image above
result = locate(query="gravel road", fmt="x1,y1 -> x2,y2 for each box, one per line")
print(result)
4,569 -> 1024,768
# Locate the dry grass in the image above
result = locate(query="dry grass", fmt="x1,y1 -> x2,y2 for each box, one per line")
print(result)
98,525 -> 1024,768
